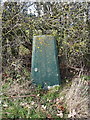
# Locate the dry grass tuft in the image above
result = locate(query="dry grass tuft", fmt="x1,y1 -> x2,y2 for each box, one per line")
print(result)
65,76 -> 89,118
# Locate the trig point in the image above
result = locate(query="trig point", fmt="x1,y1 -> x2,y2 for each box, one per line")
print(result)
31,35 -> 61,88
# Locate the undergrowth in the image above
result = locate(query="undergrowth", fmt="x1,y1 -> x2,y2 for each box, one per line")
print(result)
1,75 -> 90,119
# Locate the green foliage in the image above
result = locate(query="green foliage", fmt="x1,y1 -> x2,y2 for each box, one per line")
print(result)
2,2 -> 90,81
81,75 -> 90,81
1,79 -> 70,119
2,74 -> 89,118
19,45 -> 30,55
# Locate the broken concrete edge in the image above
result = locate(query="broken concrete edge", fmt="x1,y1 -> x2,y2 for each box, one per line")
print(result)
43,84 -> 60,90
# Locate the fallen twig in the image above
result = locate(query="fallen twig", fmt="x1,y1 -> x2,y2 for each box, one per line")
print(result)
2,94 -> 39,99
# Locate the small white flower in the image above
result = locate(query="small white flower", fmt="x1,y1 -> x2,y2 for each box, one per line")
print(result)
57,111 -> 63,118
60,97 -> 64,101
68,109 -> 76,118
0,93 -> 3,95
3,104 -> 8,107
66,80 -> 69,83
25,104 -> 31,109
41,105 -> 46,110
68,113 -> 72,118
0,100 -> 2,104
37,94 -> 40,96
72,109 -> 76,116
47,99 -> 51,102
31,101 -> 35,105
20,102 -> 27,106
56,98 -> 59,102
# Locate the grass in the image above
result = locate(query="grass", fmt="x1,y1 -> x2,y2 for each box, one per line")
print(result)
1,79 -> 69,119
1,75 -> 90,119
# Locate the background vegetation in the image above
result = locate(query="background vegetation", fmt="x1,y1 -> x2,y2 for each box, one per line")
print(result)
1,1 -> 90,119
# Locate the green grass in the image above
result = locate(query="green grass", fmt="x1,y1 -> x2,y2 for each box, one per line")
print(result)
2,75 -> 89,119
1,81 -> 68,119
